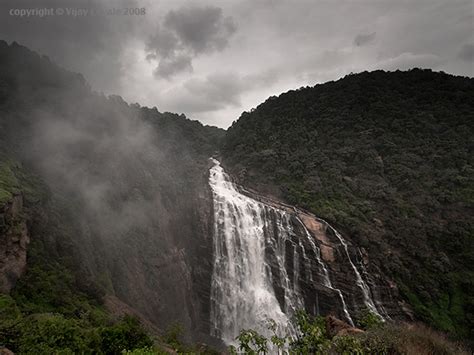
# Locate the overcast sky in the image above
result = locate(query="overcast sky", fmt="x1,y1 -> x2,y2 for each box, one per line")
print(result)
1,0 -> 473,128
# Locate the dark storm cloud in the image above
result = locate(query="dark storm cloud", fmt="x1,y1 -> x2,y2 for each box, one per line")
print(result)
1,0 -> 472,128
146,5 -> 236,79
354,32 -> 376,47
458,43 -> 474,62
165,6 -> 237,54
155,54 -> 193,78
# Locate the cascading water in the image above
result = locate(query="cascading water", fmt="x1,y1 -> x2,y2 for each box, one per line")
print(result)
209,159 -> 300,346
295,217 -> 354,326
209,158 -> 383,347
328,225 -> 383,319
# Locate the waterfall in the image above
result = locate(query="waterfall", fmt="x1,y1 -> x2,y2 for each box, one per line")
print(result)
209,158 -> 299,346
295,216 -> 354,326
327,224 -> 383,320
209,158 -> 383,346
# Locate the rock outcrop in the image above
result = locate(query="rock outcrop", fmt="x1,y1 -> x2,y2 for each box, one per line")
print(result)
0,193 -> 29,293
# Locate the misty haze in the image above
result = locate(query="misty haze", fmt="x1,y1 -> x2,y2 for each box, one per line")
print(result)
0,1 -> 473,354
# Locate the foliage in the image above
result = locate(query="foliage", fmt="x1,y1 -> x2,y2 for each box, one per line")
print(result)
159,323 -> 220,354
0,295 -> 21,319
289,310 -> 330,353
330,335 -> 365,355
0,159 -> 19,204
356,308 -> 383,330
230,311 -> 330,354
122,347 -> 168,355
222,69 -> 474,340
0,155 -> 154,355
0,311 -> 154,354
230,311 -> 468,355
161,323 -> 184,351
99,316 -> 153,354
0,199 -> 155,354
232,329 -> 269,354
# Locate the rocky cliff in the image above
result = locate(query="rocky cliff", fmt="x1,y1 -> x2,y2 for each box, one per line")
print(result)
238,183 -> 411,323
0,193 -> 29,293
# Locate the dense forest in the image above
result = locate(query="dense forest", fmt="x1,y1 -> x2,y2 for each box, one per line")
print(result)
222,69 -> 474,342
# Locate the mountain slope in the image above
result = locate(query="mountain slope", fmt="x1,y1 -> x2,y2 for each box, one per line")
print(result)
222,69 -> 474,340
0,40 -> 225,352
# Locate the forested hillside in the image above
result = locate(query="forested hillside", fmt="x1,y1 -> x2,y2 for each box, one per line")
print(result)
222,69 -> 474,341
0,40 -> 223,353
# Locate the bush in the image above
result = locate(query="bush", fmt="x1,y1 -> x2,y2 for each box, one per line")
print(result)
100,316 -> 153,354
230,311 -> 469,355
356,308 -> 383,330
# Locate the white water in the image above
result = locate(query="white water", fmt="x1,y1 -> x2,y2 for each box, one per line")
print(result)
209,158 -> 383,346
209,159 -> 299,345
295,216 -> 354,325
327,224 -> 383,319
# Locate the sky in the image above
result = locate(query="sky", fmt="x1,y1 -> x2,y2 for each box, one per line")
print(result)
1,0 -> 473,128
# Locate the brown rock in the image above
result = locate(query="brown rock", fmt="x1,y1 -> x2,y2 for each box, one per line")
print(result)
320,244 -> 335,263
298,213 -> 330,244
325,315 -> 364,338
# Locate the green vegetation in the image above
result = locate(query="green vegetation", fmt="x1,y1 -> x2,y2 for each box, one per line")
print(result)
230,310 -> 468,354
223,69 -> 474,341
0,309 -> 153,354
355,308 -> 384,331
0,127 -> 218,355
158,324 -> 220,354
0,210 -> 156,354
0,154 -> 48,207
0,159 -> 19,204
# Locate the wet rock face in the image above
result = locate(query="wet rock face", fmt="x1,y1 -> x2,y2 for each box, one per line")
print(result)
0,193 -> 29,293
238,188 -> 410,324
79,167 -> 217,344
294,211 -> 409,321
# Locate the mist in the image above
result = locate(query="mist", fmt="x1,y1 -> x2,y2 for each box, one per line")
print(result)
0,41 -> 222,343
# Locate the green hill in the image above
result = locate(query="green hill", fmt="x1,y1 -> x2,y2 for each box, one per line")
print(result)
222,69 -> 474,341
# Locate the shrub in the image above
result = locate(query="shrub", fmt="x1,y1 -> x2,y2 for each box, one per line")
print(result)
99,316 -> 153,354
356,308 -> 383,330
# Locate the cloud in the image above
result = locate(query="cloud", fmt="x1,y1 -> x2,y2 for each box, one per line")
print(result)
0,0 -> 144,93
165,6 -> 237,54
164,72 -> 245,114
162,69 -> 279,117
458,43 -> 474,62
186,73 -> 243,107
155,53 -> 193,78
354,32 -> 376,47
146,5 -> 236,79
3,0 -> 472,128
